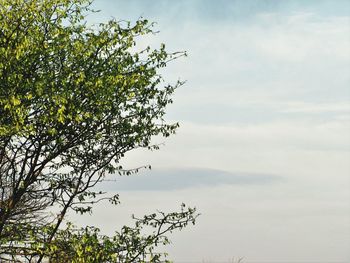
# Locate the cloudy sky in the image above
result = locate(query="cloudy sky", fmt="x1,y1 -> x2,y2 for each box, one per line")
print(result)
70,1 -> 350,262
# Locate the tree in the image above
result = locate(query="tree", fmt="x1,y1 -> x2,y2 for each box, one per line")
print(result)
0,0 -> 197,261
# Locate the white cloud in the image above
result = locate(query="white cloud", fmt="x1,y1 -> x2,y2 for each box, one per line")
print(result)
282,101 -> 350,113
81,4 -> 350,261
157,12 -> 350,107
111,11 -> 350,261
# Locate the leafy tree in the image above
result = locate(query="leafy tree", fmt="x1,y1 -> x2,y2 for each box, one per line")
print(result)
0,0 -> 197,261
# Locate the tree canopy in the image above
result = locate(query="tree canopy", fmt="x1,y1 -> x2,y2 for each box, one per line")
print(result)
0,0 -> 197,261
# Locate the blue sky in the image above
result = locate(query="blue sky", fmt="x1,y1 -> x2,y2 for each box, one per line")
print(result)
71,1 -> 350,262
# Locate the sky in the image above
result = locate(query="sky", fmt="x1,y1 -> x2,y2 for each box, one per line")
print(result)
69,1 -> 350,262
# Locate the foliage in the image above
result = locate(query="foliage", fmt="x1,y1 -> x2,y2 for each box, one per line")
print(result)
1,205 -> 197,262
0,0 -> 196,261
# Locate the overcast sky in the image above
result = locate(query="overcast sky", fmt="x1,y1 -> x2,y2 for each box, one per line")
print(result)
70,1 -> 350,262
